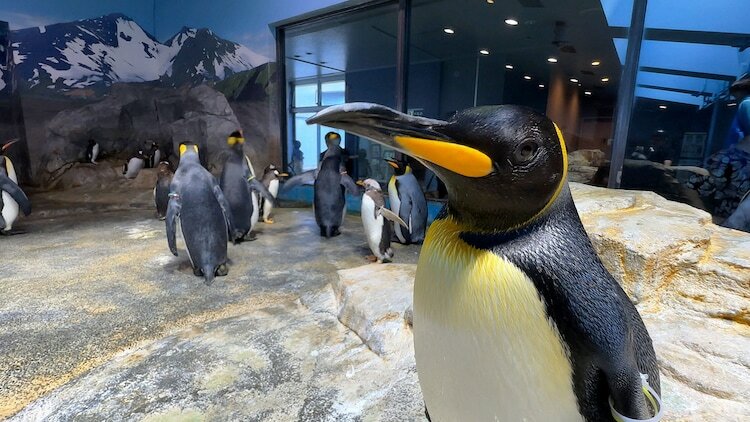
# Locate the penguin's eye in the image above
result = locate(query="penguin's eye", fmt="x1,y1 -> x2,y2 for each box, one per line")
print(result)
513,140 -> 539,164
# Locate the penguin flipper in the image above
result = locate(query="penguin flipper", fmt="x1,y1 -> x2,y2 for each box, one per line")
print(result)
212,184 -> 237,243
165,195 -> 181,256
248,178 -> 277,207
281,170 -> 316,193
340,173 -> 361,195
0,174 -> 31,216
378,206 -> 408,228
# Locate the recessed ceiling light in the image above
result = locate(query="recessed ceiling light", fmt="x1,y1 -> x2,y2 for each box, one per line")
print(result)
728,102 -> 737,107
487,0 -> 494,3
505,18 -> 519,26
505,64 -> 514,70
443,28 -> 455,34
591,60 -> 601,66
524,75 -> 532,80
538,84 -> 545,88
570,78 -> 578,83
657,129 -> 665,133
584,90 -> 592,96
479,49 -> 490,55
601,77 -> 609,82
659,105 -> 667,109
547,57 -> 558,63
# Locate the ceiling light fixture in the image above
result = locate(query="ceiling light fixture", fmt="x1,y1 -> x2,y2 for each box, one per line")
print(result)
524,75 -> 532,80
505,18 -> 519,26
570,78 -> 578,83
659,105 -> 667,110
538,84 -> 545,88
505,64 -> 514,70
657,129 -> 665,133
591,60 -> 601,66
728,102 -> 737,107
487,0 -> 495,3
547,57 -> 558,63
601,77 -> 609,82
479,49 -> 490,55
584,90 -> 592,96
443,28 -> 455,34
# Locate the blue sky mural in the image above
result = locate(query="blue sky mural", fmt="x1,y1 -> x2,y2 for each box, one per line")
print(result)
0,0 -> 344,59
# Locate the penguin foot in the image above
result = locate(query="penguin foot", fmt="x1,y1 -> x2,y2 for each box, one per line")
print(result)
215,264 -> 228,277
0,229 -> 26,236
244,232 -> 258,241
264,218 -> 275,224
193,267 -> 203,277
365,255 -> 378,263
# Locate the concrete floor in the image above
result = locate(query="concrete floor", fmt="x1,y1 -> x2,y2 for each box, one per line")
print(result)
0,188 -> 420,419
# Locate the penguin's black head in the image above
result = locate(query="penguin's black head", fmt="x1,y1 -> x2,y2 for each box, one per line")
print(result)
385,158 -> 410,176
308,103 -> 568,230
227,131 -> 245,153
178,142 -> 200,164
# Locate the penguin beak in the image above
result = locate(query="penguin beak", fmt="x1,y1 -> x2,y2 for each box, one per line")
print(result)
308,103 -> 493,178
2,139 -> 19,152
385,159 -> 400,169
355,180 -> 364,186
278,173 -> 289,177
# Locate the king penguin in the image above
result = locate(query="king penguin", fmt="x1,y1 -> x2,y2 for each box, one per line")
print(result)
154,161 -> 173,220
166,143 -> 236,284
385,158 -> 428,244
314,143 -> 360,237
1,139 -> 31,234
219,132 -> 274,241
358,178 -> 407,263
309,103 -> 662,422
260,164 -> 288,224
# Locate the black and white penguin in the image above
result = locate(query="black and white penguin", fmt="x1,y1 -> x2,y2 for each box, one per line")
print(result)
385,158 -> 428,244
145,141 -> 160,168
123,149 -> 145,179
154,161 -> 173,220
166,143 -> 235,284
309,103 -> 662,422
219,132 -> 274,241
85,139 -> 99,164
358,178 -> 407,263
260,164 -> 288,224
1,140 -> 31,234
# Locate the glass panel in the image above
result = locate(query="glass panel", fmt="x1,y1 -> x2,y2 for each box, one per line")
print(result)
408,0 -> 629,196
321,80 -> 346,106
624,0 -> 750,224
294,83 -> 318,108
294,112 -> 319,172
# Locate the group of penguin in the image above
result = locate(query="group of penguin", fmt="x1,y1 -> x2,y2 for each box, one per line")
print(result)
123,140 -> 163,178
281,131 -> 428,263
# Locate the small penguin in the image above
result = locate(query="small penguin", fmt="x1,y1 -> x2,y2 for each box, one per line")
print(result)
145,141 -> 160,168
358,178 -> 407,263
85,139 -> 99,164
123,150 -> 145,179
219,131 -> 274,241
1,139 -> 31,234
385,158 -> 428,244
154,161 -> 174,220
166,143 -> 235,284
309,103 -> 662,421
260,164 -> 288,224
283,133 -> 360,237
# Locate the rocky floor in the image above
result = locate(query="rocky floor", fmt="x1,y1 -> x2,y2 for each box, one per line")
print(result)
0,186 -> 423,421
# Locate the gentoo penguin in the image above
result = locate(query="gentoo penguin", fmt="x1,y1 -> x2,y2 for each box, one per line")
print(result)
260,164 -> 288,224
385,158 -> 428,244
154,161 -> 173,220
123,150 -> 145,179
85,139 -> 99,164
309,103 -> 662,421
219,132 -> 274,241
1,139 -> 31,234
358,178 -> 407,263
166,143 -> 235,284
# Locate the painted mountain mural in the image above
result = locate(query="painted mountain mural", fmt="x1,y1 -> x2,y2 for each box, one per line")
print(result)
10,13 -> 268,91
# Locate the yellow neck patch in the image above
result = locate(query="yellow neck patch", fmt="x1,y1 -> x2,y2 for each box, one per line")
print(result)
394,135 -> 493,178
228,136 -> 245,146
179,144 -> 199,156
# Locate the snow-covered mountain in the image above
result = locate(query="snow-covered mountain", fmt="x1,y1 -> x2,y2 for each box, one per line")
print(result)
10,13 -> 269,91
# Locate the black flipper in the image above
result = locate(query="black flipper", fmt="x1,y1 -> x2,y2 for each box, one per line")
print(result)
281,169 -> 317,193
212,184 -> 237,243
340,173 -> 361,195
0,173 -> 32,216
396,184 -> 413,243
165,193 -> 181,256
248,178 -> 277,207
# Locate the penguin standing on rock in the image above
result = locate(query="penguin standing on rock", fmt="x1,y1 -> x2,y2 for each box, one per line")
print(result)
219,132 -> 275,241
154,161 -> 173,220
1,140 -> 31,234
85,139 -> 99,164
386,158 -> 428,244
260,164 -> 288,224
1,139 -> 31,234
123,149 -> 146,179
358,178 -> 407,263
166,143 -> 236,284
309,103 -> 662,422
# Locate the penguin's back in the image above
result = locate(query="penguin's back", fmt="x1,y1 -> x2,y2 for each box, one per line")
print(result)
314,157 -> 345,227
220,156 -> 252,233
